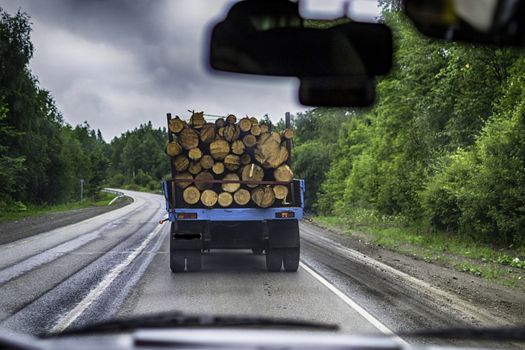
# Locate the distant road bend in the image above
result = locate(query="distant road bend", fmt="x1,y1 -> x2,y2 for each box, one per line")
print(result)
0,190 -> 518,348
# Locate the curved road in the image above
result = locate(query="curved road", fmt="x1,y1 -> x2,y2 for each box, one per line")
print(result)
0,190 -> 516,348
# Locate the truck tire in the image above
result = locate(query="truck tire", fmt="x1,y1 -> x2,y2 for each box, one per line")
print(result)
186,250 -> 202,272
266,248 -> 283,272
283,247 -> 300,272
170,251 -> 185,272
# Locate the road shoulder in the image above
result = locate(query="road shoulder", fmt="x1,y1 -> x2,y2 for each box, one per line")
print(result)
0,196 -> 133,245
301,220 -> 525,325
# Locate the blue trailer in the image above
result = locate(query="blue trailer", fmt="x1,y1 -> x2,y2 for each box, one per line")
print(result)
162,112 -> 304,273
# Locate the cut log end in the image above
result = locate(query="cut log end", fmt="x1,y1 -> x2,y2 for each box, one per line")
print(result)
169,116 -> 185,134
183,186 -> 200,205
173,155 -> 189,172
242,134 -> 257,148
188,161 -> 202,175
210,139 -> 230,160
188,147 -> 203,161
179,128 -> 199,150
200,155 -> 214,170
166,142 -> 182,157
222,173 -> 240,193
212,162 -> 225,175
241,163 -> 264,188
218,192 -> 233,207
226,114 -> 237,124
274,165 -> 293,182
233,189 -> 251,206
175,172 -> 193,189
201,189 -> 218,207
190,111 -> 206,129
231,140 -> 246,155
239,117 -> 252,132
200,124 -> 216,143
224,154 -> 241,171
251,186 -> 275,208
273,185 -> 289,200
195,171 -> 214,191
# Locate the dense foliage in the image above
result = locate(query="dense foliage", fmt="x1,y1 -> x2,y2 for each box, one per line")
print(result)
292,13 -> 525,247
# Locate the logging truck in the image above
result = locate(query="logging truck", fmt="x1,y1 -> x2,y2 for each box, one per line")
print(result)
162,111 -> 304,273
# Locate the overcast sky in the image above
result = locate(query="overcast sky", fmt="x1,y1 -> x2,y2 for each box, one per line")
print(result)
1,0 -> 380,140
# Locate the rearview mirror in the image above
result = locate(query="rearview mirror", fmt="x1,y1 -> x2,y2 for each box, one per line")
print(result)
209,0 -> 393,77
404,0 -> 525,47
299,76 -> 376,107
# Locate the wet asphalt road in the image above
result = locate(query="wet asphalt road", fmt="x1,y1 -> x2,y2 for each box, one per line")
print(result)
0,190 -> 516,348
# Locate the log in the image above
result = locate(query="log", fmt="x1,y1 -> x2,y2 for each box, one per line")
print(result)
241,163 -> 264,188
231,140 -> 245,155
233,188 -> 251,205
281,128 -> 294,140
217,127 -> 225,138
200,124 -> 216,143
179,127 -> 199,150
249,117 -> 258,125
210,139 -> 230,160
224,154 -> 241,171
273,185 -> 289,200
215,118 -> 225,128
240,154 -> 251,165
274,165 -> 293,182
188,147 -> 203,161
255,132 -> 288,168
250,124 -> 261,136
173,155 -> 189,172
169,116 -> 185,133
224,124 -> 240,142
183,186 -> 200,205
242,134 -> 257,148
226,114 -> 237,124
195,171 -> 214,191
218,192 -> 233,207
238,117 -> 252,132
188,161 -> 202,175
259,124 -> 269,133
190,111 -> 205,129
212,162 -> 225,175
221,173 -> 240,193
201,189 -> 218,207
200,155 -> 214,170
270,131 -> 281,143
166,142 -> 182,157
251,186 -> 275,208
175,172 -> 193,189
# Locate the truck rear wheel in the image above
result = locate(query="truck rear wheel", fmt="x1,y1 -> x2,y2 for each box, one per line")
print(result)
170,251 -> 186,272
266,248 -> 283,272
186,250 -> 202,272
283,247 -> 300,272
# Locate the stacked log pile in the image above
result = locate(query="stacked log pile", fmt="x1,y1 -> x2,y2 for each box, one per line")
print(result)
167,112 -> 294,208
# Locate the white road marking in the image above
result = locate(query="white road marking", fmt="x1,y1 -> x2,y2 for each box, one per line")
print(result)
300,262 -> 409,346
51,222 -> 167,333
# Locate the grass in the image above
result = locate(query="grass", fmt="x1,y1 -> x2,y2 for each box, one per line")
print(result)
310,212 -> 525,290
0,192 -> 119,223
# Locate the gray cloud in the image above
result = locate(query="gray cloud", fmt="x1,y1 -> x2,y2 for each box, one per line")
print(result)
1,0 -> 305,140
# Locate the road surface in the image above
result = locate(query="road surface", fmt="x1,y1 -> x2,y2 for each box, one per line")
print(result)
0,190 -> 515,347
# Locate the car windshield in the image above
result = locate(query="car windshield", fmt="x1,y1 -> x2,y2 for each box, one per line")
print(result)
0,0 -> 524,348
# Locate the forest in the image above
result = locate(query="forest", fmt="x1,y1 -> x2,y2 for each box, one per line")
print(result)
1,7 -> 524,248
